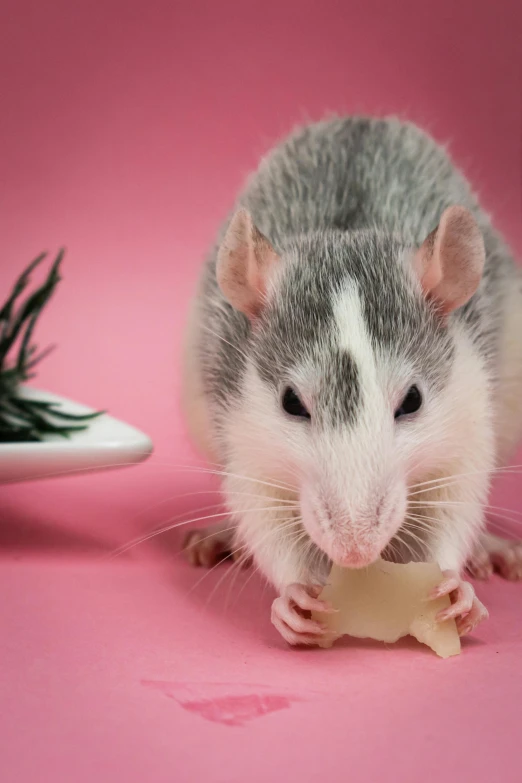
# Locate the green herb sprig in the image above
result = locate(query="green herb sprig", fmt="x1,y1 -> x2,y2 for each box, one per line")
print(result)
0,252 -> 103,442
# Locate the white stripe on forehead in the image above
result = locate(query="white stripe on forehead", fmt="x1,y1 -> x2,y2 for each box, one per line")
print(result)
333,280 -> 377,387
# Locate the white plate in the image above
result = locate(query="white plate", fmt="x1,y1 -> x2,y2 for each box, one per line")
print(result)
0,387 -> 153,484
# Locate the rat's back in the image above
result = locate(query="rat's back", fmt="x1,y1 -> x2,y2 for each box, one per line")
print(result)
239,116 -> 478,249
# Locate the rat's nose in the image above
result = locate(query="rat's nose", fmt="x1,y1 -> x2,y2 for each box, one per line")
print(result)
328,536 -> 383,569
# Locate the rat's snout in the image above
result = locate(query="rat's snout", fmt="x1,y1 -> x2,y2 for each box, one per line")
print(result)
300,480 -> 407,568
316,502 -> 386,568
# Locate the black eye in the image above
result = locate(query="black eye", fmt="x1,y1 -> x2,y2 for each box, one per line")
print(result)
282,387 -> 310,419
395,385 -> 422,419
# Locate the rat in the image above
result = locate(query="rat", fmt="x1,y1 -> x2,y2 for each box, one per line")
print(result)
181,116 -> 522,646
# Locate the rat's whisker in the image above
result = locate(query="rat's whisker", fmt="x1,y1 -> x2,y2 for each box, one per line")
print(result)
0,458 -> 299,495
406,510 -> 447,527
403,520 -> 435,539
131,488 -> 299,522
392,533 -> 418,562
109,503 -> 299,559
182,524 -> 239,553
408,498 -> 522,525
203,519 -> 302,604
408,464 -> 522,498
485,514 -> 522,537
401,519 -> 432,544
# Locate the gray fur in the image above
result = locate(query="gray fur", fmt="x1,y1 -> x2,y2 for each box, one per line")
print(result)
197,116 -> 519,440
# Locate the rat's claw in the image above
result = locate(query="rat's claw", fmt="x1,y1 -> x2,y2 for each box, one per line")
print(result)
431,570 -> 488,636
271,583 -> 335,647
430,572 -> 460,599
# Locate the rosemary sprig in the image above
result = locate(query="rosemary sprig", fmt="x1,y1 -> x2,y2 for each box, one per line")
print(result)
0,252 -> 104,443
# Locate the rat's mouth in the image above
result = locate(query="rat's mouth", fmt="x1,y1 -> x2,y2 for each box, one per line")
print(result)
328,543 -> 385,569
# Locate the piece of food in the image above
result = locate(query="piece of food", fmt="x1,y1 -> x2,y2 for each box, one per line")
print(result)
311,559 -> 461,658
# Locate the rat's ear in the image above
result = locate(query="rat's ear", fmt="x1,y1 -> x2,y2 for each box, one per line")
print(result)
217,209 -> 280,319
414,206 -> 485,316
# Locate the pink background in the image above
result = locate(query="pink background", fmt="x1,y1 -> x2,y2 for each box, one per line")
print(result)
1,1 -> 522,781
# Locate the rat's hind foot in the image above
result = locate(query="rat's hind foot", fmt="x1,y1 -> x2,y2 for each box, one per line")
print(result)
482,533 -> 522,581
465,545 -> 494,580
183,521 -> 249,568
430,571 -> 488,637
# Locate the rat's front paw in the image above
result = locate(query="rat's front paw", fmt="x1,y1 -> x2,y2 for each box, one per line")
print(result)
271,583 -> 335,647
430,570 -> 489,637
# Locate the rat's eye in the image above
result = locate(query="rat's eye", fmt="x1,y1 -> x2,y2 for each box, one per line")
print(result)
394,385 -> 422,419
282,387 -> 310,419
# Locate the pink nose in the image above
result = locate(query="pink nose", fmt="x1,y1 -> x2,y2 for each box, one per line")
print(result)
330,545 -> 379,569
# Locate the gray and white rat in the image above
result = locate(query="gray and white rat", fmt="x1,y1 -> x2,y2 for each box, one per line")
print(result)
181,116 -> 522,646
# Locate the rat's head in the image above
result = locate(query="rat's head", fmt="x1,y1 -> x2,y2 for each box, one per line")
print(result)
216,207 -> 485,567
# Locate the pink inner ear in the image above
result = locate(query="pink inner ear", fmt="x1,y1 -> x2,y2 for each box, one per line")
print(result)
216,210 -> 280,319
414,227 -> 443,298
246,226 -> 280,316
414,206 -> 485,316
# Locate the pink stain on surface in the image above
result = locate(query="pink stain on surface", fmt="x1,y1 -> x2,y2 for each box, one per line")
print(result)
142,681 -> 301,726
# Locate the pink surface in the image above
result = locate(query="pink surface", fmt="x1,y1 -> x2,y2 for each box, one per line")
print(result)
1,1 -> 522,781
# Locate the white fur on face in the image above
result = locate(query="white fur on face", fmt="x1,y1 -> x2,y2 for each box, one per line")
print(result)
222,285 -> 494,582
298,281 -> 405,564
333,279 -> 378,388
